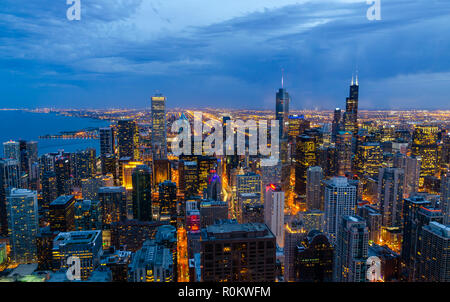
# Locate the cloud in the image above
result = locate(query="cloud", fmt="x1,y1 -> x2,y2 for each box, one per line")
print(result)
0,0 -> 449,109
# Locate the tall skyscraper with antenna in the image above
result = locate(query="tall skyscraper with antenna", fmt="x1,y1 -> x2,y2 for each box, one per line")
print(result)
343,74 -> 359,136
276,71 -> 290,139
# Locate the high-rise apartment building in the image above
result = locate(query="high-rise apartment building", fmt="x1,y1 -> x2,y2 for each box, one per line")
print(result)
378,168 -> 405,228
334,215 -> 368,282
264,184 -> 285,248
323,177 -> 357,243
6,188 -> 39,264
417,221 -> 450,282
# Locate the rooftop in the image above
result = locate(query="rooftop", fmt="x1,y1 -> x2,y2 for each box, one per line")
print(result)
50,195 -> 75,206
202,222 -> 274,241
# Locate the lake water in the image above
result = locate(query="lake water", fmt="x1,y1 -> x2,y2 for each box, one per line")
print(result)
0,110 -> 110,156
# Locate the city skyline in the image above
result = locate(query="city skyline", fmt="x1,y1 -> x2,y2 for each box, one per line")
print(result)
1,0 -> 450,110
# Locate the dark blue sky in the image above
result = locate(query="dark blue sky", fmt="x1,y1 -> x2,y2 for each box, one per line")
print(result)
1,0 -> 449,110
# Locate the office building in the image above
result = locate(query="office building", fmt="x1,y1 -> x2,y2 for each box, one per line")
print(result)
128,239 -> 173,282
200,221 -> 276,282
276,87 -> 290,139
417,222 -> 450,282
264,184 -> 285,248
132,165 -> 152,221
3,140 -> 20,160
74,200 -> 102,231
306,166 -> 323,211
354,142 -> 383,179
294,230 -> 334,282
411,125 -> 439,187
334,215 -> 368,282
151,94 -> 168,159
378,168 -> 405,228
295,135 -> 317,196
343,76 -> 359,136
6,189 -> 39,264
99,187 -> 127,227
199,200 -> 228,228
52,230 -> 103,280
99,127 -> 115,156
323,177 -> 357,243
441,174 -> 450,225
336,131 -> 353,176
118,119 -> 139,160
49,195 -> 76,232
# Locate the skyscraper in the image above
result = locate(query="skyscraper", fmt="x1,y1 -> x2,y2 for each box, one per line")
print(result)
118,119 -> 139,160
334,215 -> 368,282
295,135 -> 317,196
336,131 -> 353,176
401,196 -> 442,281
132,165 -> 152,221
323,177 -> 357,243
331,108 -> 342,143
6,188 -> 38,264
3,140 -> 20,160
0,159 -> 20,236
99,187 -> 127,227
159,180 -> 177,224
393,153 -> 421,198
284,221 -> 306,281
264,184 -> 285,248
52,230 -> 103,280
294,230 -> 334,282
151,94 -> 168,159
343,75 -> 359,136
55,156 -> 71,196
200,221 -> 276,282
411,125 -> 439,187
49,195 -> 76,232
354,142 -> 383,179
99,127 -> 115,156
378,168 -> 405,228
288,115 -> 310,143
41,171 -> 58,211
417,221 -> 450,282
442,174 -> 450,225
236,172 -> 261,195
72,148 -> 96,186
276,87 -> 290,139
306,166 -> 323,211
128,239 -> 174,282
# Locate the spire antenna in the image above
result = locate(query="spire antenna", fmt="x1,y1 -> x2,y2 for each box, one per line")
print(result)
281,68 -> 284,89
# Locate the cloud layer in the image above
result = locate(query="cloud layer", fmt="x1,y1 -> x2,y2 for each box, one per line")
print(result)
1,0 -> 449,109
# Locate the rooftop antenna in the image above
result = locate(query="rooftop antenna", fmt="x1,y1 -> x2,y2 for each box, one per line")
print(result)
355,68 -> 359,86
281,68 -> 284,89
